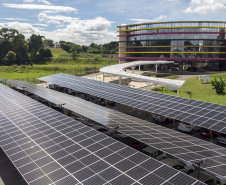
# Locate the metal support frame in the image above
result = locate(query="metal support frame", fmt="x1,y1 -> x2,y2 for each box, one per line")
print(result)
177,88 -> 179,97
132,66 -> 135,74
22,87 -> 27,95
119,76 -> 122,85
154,64 -> 159,74
63,108 -> 69,115
34,95 -> 39,101
210,130 -> 213,140
173,119 -> 176,129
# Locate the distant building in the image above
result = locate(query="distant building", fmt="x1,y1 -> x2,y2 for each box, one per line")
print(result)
101,54 -> 119,58
55,42 -> 61,48
117,21 -> 226,70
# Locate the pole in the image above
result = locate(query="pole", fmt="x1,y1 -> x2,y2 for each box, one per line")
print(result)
68,53 -> 70,74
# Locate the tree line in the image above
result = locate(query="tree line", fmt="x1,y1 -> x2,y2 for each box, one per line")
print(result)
0,28 -> 118,66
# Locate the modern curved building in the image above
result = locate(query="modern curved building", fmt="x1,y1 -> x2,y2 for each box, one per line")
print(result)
117,21 -> 226,70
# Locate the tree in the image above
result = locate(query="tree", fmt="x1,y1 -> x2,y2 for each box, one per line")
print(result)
12,33 -> 29,63
102,41 -> 119,54
72,51 -> 78,60
28,34 -> 44,61
6,51 -> 16,65
0,40 -> 13,62
43,39 -> 54,47
45,48 -> 53,58
39,48 -> 53,58
60,41 -> 83,53
211,77 -> 226,94
82,45 -> 88,52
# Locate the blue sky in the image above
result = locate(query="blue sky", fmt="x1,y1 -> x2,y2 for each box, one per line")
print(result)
1,0 -> 226,45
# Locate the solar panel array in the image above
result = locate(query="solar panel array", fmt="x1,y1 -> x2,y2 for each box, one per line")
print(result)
0,83 -> 204,185
38,73 -> 226,134
4,79 -> 226,179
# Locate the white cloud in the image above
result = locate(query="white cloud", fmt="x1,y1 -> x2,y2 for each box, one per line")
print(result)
48,17 -> 117,45
32,23 -> 48,26
183,0 -> 226,14
23,0 -> 52,5
38,12 -> 79,24
0,18 -> 28,21
0,22 -> 41,36
0,17 -> 117,45
23,0 -> 35,3
129,15 -> 167,23
2,3 -> 77,13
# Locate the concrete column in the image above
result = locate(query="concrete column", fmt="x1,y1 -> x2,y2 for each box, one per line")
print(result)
132,66 -> 135,74
119,76 -> 122,85
154,64 -> 159,74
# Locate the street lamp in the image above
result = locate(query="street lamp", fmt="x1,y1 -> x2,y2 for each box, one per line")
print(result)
195,159 -> 204,180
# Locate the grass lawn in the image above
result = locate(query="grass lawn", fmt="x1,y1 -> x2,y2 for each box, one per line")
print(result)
152,73 -> 226,105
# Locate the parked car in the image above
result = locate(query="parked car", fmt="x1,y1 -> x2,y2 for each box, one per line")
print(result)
199,128 -> 219,137
152,114 -> 172,123
48,84 -> 56,89
217,133 -> 226,145
189,170 -> 226,185
141,146 -> 166,160
178,122 -> 200,133
129,139 -> 147,150
160,158 -> 194,174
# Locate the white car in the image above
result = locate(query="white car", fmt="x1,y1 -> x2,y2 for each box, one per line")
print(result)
178,122 -> 200,133
141,146 -> 167,160
152,114 -> 172,123
190,170 -> 226,185
160,158 -> 194,174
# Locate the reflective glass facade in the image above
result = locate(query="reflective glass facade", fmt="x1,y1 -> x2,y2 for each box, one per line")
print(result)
117,21 -> 226,70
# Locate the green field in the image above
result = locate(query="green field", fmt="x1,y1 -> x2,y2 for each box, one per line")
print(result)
152,73 -> 226,105
0,48 -> 117,81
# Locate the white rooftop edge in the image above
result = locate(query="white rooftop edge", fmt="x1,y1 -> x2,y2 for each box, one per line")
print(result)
100,61 -> 185,88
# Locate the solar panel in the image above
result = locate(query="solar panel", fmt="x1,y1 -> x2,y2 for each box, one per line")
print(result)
0,83 -> 203,185
4,80 -> 226,180
36,73 -> 226,134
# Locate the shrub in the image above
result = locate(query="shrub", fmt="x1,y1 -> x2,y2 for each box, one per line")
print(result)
211,77 -> 226,94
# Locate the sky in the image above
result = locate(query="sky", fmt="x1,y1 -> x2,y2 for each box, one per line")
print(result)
1,0 -> 226,45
